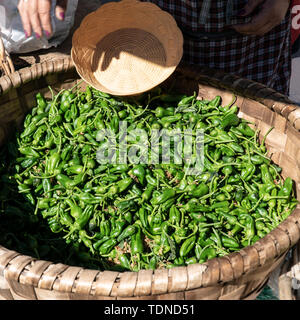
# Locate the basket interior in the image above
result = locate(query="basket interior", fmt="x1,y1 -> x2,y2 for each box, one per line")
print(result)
0,59 -> 300,300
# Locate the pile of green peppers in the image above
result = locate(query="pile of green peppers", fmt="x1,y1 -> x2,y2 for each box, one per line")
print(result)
0,85 -> 298,272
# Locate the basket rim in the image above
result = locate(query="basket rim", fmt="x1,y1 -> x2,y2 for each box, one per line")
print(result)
0,57 -> 300,298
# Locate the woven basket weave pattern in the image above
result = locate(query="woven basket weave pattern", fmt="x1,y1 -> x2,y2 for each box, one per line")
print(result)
0,58 -> 300,300
71,0 -> 183,96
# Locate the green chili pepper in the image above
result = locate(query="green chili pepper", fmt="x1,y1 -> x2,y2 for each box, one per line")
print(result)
46,152 -> 60,175
220,113 -> 239,130
42,178 -> 51,195
66,165 -> 84,175
208,96 -> 221,108
210,201 -> 230,210
260,164 -> 274,185
199,247 -> 217,263
237,122 -> 255,137
169,205 -> 181,225
119,254 -> 131,270
251,155 -> 266,165
137,207 -> 148,229
100,218 -> 111,237
149,211 -> 163,235
189,212 -> 207,223
222,165 -> 233,177
115,199 -> 136,212
154,106 -> 172,118
258,183 -> 276,200
116,177 -> 133,193
19,146 -> 40,158
219,145 -> 235,157
56,173 -> 74,189
160,114 -> 182,127
219,211 -> 239,226
20,158 -> 37,169
151,188 -> 176,205
131,184 -> 143,197
130,226 -> 144,254
268,188 -> 277,216
241,163 -> 256,181
47,217 -> 63,233
278,177 -> 293,203
189,183 -> 209,197
184,199 -> 210,212
93,236 -> 110,250
130,165 -> 146,185
141,184 -> 154,203
145,173 -> 157,186
36,92 -> 47,109
109,164 -> 129,174
149,256 -> 157,270
184,256 -> 197,265
116,225 -> 136,242
65,199 -> 82,220
239,213 -> 255,242
123,211 -> 133,224
32,125 -> 47,144
37,198 -> 56,209
60,145 -> 72,162
160,198 -> 176,212
99,239 -> 117,255
106,217 -> 122,236
179,235 -> 196,257
69,205 -> 93,232
221,235 -> 240,249
20,114 -> 46,139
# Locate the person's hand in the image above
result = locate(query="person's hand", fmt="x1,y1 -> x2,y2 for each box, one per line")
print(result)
17,0 -> 68,39
232,0 -> 290,36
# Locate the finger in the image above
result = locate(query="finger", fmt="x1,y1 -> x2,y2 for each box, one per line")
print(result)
55,0 -> 68,21
238,0 -> 265,16
233,22 -> 273,36
38,0 -> 52,36
17,1 -> 32,37
29,0 -> 43,39
254,22 -> 276,36
232,22 -> 269,35
233,7 -> 270,35
233,20 -> 267,35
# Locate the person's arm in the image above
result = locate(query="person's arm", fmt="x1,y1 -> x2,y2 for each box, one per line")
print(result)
232,0 -> 290,36
17,0 -> 68,38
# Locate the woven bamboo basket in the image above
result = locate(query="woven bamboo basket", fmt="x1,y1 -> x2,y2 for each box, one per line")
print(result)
0,56 -> 300,300
71,0 -> 183,96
